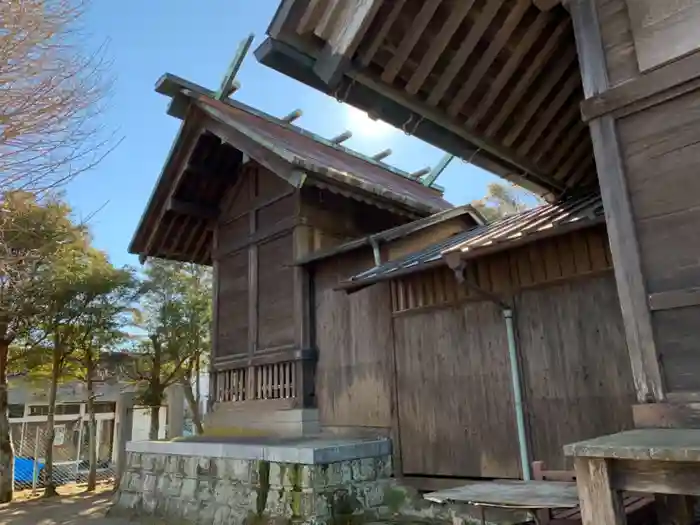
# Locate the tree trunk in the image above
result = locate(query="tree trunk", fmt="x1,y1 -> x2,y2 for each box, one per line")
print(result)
195,356 -> 201,414
0,339 -> 14,503
42,346 -> 60,498
85,374 -> 97,492
181,378 -> 203,435
148,405 -> 160,441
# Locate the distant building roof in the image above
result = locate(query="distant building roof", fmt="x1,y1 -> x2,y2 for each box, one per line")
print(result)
297,203 -> 485,265
338,192 -> 604,292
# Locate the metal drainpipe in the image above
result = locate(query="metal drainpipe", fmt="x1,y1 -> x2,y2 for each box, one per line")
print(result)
369,237 -> 382,266
503,308 -> 531,481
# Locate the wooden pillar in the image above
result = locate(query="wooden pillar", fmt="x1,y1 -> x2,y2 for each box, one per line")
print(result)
567,0 -> 700,419
573,458 -> 625,525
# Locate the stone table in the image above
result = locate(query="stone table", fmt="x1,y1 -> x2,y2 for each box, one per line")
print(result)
564,428 -> 700,525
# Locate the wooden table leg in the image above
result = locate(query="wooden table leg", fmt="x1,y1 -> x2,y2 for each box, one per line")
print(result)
574,457 -> 626,525
655,494 -> 696,525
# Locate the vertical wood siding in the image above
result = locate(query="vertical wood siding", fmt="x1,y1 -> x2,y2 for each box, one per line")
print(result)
313,225 -> 636,477
394,302 -> 521,478
314,249 -> 395,430
516,273 -> 635,470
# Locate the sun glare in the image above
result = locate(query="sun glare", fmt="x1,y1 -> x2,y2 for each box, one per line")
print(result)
343,105 -> 396,138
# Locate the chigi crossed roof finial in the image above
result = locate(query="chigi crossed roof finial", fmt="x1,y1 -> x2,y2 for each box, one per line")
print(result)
215,33 -> 255,101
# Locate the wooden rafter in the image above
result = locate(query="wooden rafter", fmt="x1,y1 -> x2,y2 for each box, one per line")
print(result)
139,110 -> 203,263
517,73 -> 581,156
503,48 -> 576,147
533,102 -> 580,164
428,0 -> 507,107
381,0 -> 443,84
466,10 -> 551,128
358,0 -> 406,67
484,17 -> 571,138
405,0 -> 475,95
447,0 -> 530,118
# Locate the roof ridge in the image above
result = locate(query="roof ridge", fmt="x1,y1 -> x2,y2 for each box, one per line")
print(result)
155,73 -> 448,194
224,97 -> 446,194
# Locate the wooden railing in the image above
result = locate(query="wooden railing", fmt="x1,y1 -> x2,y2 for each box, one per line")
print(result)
214,361 -> 296,403
216,367 -> 247,402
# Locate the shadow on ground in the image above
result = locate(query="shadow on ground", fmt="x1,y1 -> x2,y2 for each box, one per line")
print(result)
0,490 -> 148,525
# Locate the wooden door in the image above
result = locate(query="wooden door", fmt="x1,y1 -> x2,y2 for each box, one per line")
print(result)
393,301 -> 521,478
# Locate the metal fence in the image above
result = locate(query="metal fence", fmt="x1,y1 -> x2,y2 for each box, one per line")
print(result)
10,420 -> 116,492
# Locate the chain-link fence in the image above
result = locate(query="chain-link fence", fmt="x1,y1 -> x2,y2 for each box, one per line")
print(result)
10,419 -> 117,493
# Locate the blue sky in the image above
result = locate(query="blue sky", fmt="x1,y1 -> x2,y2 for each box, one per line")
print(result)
70,0 -> 501,268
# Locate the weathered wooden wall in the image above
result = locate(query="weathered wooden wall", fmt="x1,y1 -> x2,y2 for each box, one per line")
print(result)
313,246 -> 395,432
386,226 -> 635,476
394,301 -> 521,478
586,0 -> 700,399
516,273 -> 635,470
212,163 -> 300,404
215,163 -> 297,359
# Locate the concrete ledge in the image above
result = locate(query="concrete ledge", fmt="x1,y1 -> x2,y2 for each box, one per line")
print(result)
125,436 -> 392,464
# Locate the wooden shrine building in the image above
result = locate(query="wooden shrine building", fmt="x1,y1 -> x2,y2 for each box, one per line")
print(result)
258,0 -> 700,522
129,73 -> 484,434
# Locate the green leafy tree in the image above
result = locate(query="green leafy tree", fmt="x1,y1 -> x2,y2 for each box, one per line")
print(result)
472,182 -> 545,222
0,191 -> 84,502
128,259 -> 211,439
26,212 -> 93,497
58,257 -> 139,491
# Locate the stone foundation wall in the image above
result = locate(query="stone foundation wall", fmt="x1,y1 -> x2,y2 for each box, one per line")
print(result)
113,451 -> 400,524
112,449 -> 525,525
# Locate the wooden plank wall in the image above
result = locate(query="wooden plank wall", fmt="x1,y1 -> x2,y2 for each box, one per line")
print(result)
596,0 -> 700,395
214,162 -> 298,366
388,226 -> 635,475
516,273 -> 635,469
313,248 -> 394,432
394,301 -> 521,478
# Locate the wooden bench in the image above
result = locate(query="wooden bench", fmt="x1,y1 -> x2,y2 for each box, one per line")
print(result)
532,461 -> 656,525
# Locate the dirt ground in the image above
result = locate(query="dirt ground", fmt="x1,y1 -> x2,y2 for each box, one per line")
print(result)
0,485 -> 159,525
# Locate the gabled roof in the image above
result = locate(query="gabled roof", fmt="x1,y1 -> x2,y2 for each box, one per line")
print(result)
129,74 -> 454,265
338,192 -> 604,292
195,95 -> 452,214
297,203 -> 485,265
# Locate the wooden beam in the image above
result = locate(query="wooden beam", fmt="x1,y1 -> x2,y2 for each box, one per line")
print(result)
649,287 -> 700,312
633,402 -> 700,429
580,50 -> 700,122
139,108 -> 203,261
568,0 -> 664,403
314,0 -> 384,86
166,196 -> 218,220
248,174 -> 259,356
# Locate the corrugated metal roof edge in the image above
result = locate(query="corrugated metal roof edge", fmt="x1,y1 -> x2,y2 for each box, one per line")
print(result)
335,194 -> 606,293
296,204 -> 485,266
